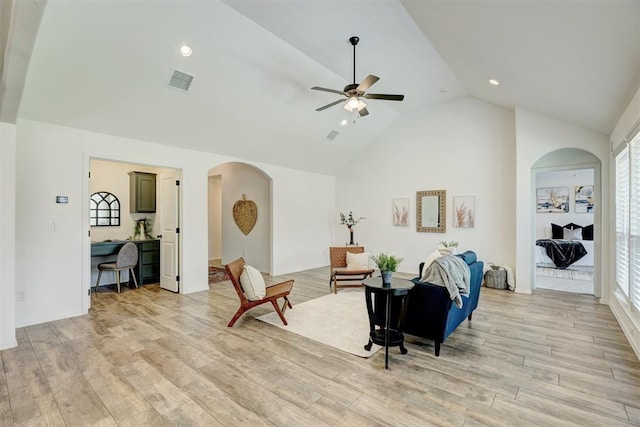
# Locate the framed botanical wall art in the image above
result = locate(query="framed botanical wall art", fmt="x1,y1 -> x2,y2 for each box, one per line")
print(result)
575,185 -> 594,213
392,198 -> 409,226
453,196 -> 475,228
536,187 -> 569,213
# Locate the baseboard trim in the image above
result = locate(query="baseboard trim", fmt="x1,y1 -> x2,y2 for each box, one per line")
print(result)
609,296 -> 640,362
0,338 -> 18,351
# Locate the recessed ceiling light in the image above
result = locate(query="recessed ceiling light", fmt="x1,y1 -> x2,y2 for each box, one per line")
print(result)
440,88 -> 450,94
340,119 -> 348,126
489,79 -> 500,86
180,45 -> 192,57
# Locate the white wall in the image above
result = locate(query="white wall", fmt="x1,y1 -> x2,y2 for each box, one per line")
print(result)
211,162 -> 270,273
0,122 -> 17,350
207,175 -> 222,261
535,168 -> 594,239
335,97 -> 517,275
13,119 -> 334,328
515,107 -> 609,295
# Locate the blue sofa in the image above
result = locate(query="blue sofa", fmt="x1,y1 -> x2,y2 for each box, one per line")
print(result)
374,251 -> 484,356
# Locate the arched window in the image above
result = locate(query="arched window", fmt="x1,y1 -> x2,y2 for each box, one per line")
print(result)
90,192 -> 120,226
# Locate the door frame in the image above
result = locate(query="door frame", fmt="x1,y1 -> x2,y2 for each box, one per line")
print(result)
82,154 -> 183,313
530,162 -> 601,298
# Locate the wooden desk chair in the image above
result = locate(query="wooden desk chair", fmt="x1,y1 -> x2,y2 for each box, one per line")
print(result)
225,257 -> 294,327
95,242 -> 138,293
329,246 -> 374,294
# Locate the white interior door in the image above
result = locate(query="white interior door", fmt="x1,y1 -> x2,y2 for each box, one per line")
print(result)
158,172 -> 180,292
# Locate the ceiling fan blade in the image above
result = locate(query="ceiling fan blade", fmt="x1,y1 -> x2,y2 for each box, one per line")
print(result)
364,93 -> 405,101
311,86 -> 345,96
356,74 -> 379,92
315,99 -> 345,111
359,107 -> 369,117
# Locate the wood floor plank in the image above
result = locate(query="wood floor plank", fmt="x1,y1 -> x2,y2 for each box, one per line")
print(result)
491,393 -> 577,426
46,371 -> 115,426
514,389 -> 633,426
627,405 -> 640,424
305,396 -> 383,427
1,267 -> 638,426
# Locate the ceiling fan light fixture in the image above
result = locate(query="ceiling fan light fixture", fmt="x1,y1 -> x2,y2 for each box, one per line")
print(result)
344,96 -> 360,111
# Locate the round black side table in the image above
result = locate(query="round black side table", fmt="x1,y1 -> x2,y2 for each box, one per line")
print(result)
362,277 -> 415,369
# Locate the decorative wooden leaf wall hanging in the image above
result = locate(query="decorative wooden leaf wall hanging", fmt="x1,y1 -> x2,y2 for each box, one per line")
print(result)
233,194 -> 258,235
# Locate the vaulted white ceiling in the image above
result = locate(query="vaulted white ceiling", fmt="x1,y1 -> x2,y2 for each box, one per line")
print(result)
3,0 -> 639,174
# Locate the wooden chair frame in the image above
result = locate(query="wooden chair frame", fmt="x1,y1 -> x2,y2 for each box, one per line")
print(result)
329,246 -> 374,294
225,257 -> 294,327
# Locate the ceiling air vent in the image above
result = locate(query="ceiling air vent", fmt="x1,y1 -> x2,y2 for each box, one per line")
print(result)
326,130 -> 339,141
167,69 -> 194,93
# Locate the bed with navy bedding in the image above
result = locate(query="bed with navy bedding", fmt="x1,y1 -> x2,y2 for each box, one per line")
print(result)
535,222 -> 594,268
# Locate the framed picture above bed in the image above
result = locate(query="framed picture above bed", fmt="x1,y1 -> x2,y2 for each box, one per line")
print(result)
536,187 -> 569,213
575,185 -> 594,213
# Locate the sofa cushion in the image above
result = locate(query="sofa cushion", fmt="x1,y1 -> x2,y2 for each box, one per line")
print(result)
346,251 -> 371,270
456,250 -> 477,265
240,265 -> 266,301
420,249 -> 443,281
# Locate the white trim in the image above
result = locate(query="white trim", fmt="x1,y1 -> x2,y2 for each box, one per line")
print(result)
610,292 -> 640,362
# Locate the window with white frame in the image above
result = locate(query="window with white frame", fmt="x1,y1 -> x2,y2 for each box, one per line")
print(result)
615,148 -> 629,296
615,132 -> 640,311
631,138 -> 640,311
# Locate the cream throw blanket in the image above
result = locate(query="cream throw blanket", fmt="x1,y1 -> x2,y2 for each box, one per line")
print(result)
421,255 -> 470,308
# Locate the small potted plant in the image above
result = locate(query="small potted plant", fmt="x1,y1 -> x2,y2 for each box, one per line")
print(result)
339,211 -> 365,245
370,252 -> 404,285
437,240 -> 458,255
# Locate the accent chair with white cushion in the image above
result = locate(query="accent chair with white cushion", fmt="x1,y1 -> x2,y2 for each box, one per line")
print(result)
225,257 -> 294,327
329,246 -> 374,294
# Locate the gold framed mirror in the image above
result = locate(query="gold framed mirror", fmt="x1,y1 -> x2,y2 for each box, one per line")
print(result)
416,190 -> 446,233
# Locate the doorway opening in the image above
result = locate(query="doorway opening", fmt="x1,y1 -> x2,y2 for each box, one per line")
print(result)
531,148 -> 600,296
87,158 -> 182,303
207,162 -> 272,283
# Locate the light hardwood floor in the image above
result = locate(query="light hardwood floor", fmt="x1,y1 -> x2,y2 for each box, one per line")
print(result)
1,267 -> 640,426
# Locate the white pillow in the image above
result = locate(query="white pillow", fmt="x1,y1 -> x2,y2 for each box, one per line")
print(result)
346,251 -> 371,270
563,227 -> 583,240
420,249 -> 443,282
239,265 -> 266,300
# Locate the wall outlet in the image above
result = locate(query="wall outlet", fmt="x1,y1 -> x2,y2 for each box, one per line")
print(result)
16,291 -> 25,302
48,221 -> 56,231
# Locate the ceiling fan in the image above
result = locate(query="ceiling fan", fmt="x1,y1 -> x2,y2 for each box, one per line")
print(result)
311,36 -> 404,117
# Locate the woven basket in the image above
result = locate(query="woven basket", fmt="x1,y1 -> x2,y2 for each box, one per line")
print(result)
484,267 -> 508,289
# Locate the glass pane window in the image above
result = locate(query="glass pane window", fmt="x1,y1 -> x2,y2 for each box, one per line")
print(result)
631,138 -> 640,310
616,149 -> 629,296
90,192 -> 120,227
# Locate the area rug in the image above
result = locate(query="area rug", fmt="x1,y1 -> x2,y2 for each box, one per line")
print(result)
256,290 -> 381,358
208,266 -> 230,284
536,265 -> 594,281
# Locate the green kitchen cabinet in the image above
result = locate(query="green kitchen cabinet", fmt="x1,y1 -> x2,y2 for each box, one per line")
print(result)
129,171 -> 156,213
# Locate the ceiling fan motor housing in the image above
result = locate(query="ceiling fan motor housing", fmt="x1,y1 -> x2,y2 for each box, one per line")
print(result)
343,83 -> 359,94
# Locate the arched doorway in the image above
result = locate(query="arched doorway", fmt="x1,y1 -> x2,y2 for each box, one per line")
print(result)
531,148 -> 601,297
207,162 -> 273,274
